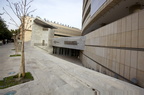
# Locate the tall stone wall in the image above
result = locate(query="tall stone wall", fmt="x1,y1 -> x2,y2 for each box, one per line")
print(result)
31,22 -> 54,53
80,10 -> 144,87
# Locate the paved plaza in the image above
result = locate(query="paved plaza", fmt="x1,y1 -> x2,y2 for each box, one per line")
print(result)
0,43 -> 144,95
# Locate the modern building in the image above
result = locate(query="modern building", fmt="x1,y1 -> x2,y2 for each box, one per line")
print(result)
80,0 -> 144,87
24,16 -> 81,41
24,0 -> 144,88
30,17 -> 82,54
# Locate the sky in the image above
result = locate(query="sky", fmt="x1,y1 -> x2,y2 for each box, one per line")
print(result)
0,0 -> 83,30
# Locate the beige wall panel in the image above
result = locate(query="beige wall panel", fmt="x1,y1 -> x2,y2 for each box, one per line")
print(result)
102,58 -> 107,67
108,59 -> 113,70
109,23 -> 114,35
120,50 -> 125,64
139,10 -> 144,30
132,12 -> 138,31
96,64 -> 100,71
107,35 -> 110,46
117,19 -> 122,33
115,62 -> 120,74
125,31 -> 132,47
137,70 -> 144,87
113,21 -> 117,34
112,61 -> 116,72
110,34 -> 114,47
116,33 -> 121,47
125,50 -> 131,67
124,65 -> 130,80
132,30 -> 138,48
120,64 -> 124,76
109,48 -> 113,61
100,27 -> 104,37
95,37 -> 99,45
113,34 -> 117,47
120,32 -> 126,47
138,51 -> 144,71
116,49 -> 120,63
112,49 -> 117,61
85,39 -> 90,45
131,51 -> 138,69
122,17 -> 126,33
138,29 -> 144,48
104,36 -> 107,46
103,36 -> 106,46
126,15 -> 132,32
130,68 -> 137,80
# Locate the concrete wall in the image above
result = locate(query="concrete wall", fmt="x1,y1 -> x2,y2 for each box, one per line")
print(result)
80,10 -> 144,87
52,36 -> 85,50
31,22 -> 54,53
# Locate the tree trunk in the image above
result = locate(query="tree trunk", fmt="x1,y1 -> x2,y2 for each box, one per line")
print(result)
19,15 -> 25,78
15,35 -> 18,54
14,36 -> 17,54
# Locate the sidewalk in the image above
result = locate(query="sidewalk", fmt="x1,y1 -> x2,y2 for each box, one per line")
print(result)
0,43 -> 144,95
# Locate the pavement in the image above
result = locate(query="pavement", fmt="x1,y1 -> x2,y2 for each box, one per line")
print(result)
0,42 -> 144,95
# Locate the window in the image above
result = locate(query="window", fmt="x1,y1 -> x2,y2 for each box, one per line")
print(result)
90,0 -> 106,16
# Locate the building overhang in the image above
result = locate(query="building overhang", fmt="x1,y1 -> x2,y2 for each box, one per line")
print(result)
52,36 -> 86,50
34,18 -> 56,29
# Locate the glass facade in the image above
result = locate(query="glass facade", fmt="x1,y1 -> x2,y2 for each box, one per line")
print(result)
90,0 -> 106,16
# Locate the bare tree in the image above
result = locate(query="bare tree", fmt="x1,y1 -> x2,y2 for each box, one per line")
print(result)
3,0 -> 36,77
11,29 -> 21,54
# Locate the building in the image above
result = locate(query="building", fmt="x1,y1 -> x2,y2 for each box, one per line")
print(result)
19,16 -> 34,42
48,21 -> 81,38
24,16 -> 81,42
24,0 -> 144,87
24,16 -> 34,42
80,0 -> 144,87
30,17 -> 81,54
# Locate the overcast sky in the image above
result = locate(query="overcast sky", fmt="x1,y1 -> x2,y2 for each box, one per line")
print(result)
0,0 -> 83,30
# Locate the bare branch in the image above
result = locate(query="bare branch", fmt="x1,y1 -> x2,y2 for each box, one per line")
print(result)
19,1 -> 24,15
6,0 -> 18,18
26,0 -> 33,6
8,22 -> 19,27
3,7 -> 19,27
25,5 -> 31,14
27,9 -> 36,15
14,3 -> 21,19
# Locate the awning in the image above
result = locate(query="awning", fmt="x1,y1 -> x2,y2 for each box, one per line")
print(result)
34,18 -> 56,29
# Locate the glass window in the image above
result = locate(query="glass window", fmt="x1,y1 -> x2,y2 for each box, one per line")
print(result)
91,0 -> 106,16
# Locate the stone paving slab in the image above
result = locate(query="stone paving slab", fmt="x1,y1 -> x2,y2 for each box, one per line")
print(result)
0,43 -> 144,95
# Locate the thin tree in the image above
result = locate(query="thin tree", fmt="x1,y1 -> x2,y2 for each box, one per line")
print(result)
11,29 -> 20,54
3,0 -> 36,77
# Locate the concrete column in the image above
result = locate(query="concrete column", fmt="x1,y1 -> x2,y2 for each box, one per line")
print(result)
67,49 -> 69,56
57,48 -> 60,55
53,47 -> 55,54
69,49 -> 71,56
64,49 -> 66,56
59,48 -> 62,55
62,48 -> 64,55
66,49 -> 68,56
